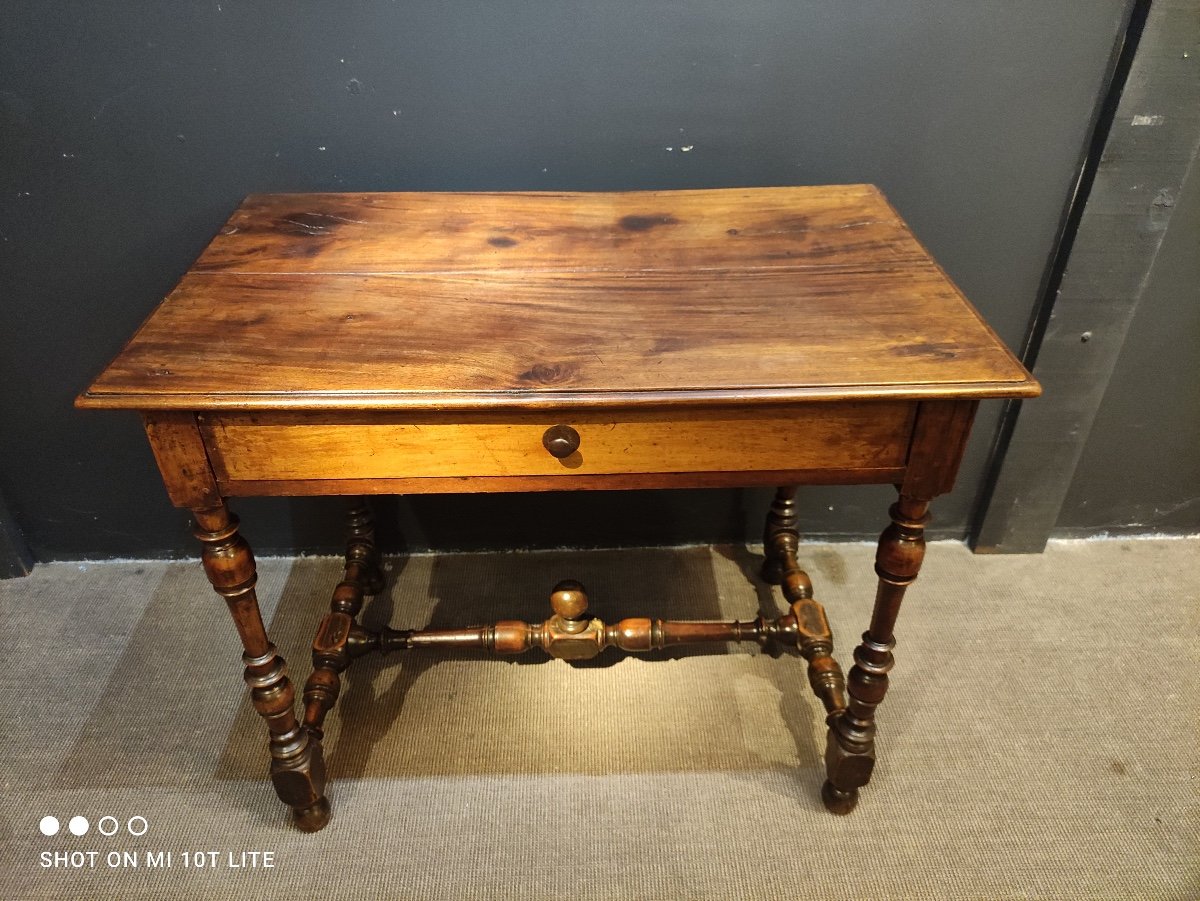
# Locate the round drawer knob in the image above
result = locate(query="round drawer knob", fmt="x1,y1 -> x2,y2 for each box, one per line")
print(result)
542,424 -> 580,459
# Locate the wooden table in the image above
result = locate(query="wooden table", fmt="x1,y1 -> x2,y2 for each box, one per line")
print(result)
78,186 -> 1039,832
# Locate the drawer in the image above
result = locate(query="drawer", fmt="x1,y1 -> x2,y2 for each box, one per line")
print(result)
200,403 -> 916,485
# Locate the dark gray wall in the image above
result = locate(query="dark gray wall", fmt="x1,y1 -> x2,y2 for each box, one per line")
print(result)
1,1 -> 1131,559
1055,156 -> 1200,536
0,488 -> 34,577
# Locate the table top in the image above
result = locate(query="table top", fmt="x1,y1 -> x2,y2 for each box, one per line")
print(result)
78,186 -> 1038,412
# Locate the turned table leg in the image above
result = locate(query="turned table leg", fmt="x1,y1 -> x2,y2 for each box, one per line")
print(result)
822,492 -> 930,814
343,496 -> 386,598
193,501 -> 329,832
761,486 -> 800,585
303,497 -> 386,742
295,498 -> 388,829
760,487 -> 849,715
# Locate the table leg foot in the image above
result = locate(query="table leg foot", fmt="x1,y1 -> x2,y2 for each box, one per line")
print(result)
820,780 -> 858,815
270,732 -> 330,831
822,716 -> 875,808
291,796 -> 332,833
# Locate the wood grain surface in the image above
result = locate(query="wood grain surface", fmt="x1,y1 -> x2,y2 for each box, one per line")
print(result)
77,186 -> 1039,411
192,186 -> 919,274
200,403 -> 914,482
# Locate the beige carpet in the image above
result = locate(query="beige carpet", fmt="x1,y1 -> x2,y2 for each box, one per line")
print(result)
0,538 -> 1196,900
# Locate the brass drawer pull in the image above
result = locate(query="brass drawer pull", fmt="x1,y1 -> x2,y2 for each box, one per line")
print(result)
542,424 -> 580,459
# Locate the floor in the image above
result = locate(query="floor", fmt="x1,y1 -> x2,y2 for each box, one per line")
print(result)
0,538 -> 1196,900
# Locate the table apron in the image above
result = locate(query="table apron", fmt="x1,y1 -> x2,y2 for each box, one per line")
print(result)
197,402 -> 917,495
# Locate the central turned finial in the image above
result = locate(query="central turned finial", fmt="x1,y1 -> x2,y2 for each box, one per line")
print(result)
549,579 -> 589,633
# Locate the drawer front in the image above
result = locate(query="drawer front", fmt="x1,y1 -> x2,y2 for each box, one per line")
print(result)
201,403 -> 915,484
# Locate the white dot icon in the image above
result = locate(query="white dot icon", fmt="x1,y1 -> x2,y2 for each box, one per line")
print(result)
39,816 -> 60,836
68,816 -> 89,836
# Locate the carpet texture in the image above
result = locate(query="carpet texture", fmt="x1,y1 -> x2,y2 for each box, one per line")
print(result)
0,538 -> 1196,900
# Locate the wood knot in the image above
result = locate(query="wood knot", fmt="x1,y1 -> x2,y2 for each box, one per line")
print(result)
618,213 -> 678,232
518,362 -> 577,385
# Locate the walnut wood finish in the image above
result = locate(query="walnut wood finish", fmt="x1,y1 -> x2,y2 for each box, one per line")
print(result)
357,580 -> 843,682
760,486 -> 848,714
75,187 -> 1040,831
192,187 -> 927,275
200,404 -> 914,484
142,412 -> 220,508
761,486 -> 801,586
302,499 -> 385,748
76,187 -> 1037,413
217,467 -> 906,497
822,494 -> 931,815
192,501 -> 328,832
